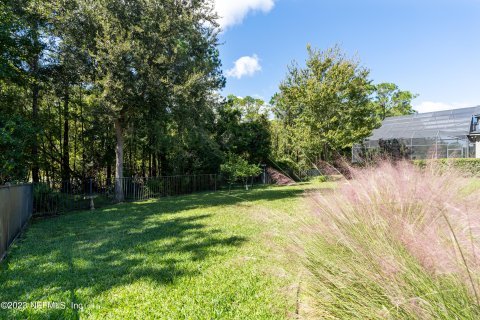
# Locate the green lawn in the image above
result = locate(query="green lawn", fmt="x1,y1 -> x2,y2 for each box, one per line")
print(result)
0,182 -> 330,319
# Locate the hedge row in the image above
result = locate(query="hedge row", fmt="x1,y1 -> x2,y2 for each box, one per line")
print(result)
413,158 -> 480,176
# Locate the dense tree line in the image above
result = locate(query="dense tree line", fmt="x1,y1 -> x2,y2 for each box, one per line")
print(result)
1,0 -> 417,194
0,0 -> 233,195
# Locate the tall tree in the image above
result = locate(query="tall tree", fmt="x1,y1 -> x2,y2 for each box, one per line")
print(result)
80,0 -> 223,201
1,0 -> 227,186
50,0 -> 93,185
2,0 -> 55,182
373,82 -> 417,120
273,45 -> 378,162
216,95 -> 271,164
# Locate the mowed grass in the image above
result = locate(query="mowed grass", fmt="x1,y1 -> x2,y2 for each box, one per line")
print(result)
0,182 -> 331,319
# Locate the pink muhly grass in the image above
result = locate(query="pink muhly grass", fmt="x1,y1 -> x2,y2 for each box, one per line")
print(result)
306,160 -> 480,318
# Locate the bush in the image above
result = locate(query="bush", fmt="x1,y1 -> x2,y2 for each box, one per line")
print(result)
306,161 -> 480,318
33,183 -> 60,215
0,115 -> 36,184
221,153 -> 261,190
145,179 -> 164,196
414,158 -> 480,176
309,175 -> 329,183
378,138 -> 413,160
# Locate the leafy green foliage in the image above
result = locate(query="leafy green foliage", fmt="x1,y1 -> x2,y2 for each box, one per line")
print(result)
414,158 -> 480,176
1,1 -> 421,188
272,45 -> 379,164
220,153 -> 261,190
0,0 -> 229,185
378,138 -> 413,160
356,138 -> 413,163
32,182 -> 60,213
0,115 -> 36,183
216,95 -> 271,164
372,82 -> 418,120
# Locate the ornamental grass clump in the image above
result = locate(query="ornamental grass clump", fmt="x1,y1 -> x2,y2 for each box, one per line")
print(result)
306,160 -> 480,319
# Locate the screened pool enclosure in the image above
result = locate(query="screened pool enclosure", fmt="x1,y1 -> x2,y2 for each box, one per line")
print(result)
353,106 -> 480,162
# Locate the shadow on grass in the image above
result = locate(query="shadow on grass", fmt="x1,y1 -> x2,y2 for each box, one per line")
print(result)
0,185 -> 305,318
141,186 -> 306,209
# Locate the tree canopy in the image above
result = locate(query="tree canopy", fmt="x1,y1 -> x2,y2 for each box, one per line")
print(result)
1,1 -> 418,189
220,153 -> 261,190
215,95 -> 271,165
0,0 -> 227,196
271,45 -> 379,163
373,82 -> 417,120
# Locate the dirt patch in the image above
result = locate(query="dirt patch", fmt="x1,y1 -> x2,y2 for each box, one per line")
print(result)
267,167 -> 296,186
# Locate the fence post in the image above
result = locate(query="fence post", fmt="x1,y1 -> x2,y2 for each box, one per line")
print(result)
261,164 -> 267,185
28,184 -> 33,218
145,176 -> 148,200
133,177 -> 136,200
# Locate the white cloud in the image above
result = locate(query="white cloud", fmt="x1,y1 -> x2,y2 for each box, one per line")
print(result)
414,101 -> 474,113
214,0 -> 275,29
226,55 -> 262,79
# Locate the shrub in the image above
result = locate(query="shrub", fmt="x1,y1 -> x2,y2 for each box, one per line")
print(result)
0,115 -> 35,184
378,138 -> 413,160
414,158 -> 480,176
145,178 -> 164,196
305,161 -> 480,319
355,139 -> 412,164
33,183 -> 60,215
310,175 -> 329,183
221,153 -> 261,190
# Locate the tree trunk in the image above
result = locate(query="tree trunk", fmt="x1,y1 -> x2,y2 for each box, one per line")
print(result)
73,109 -> 77,174
152,153 -> 157,177
80,102 -> 86,179
141,147 -> 146,177
31,56 -> 40,183
114,118 -> 124,202
148,149 -> 152,177
106,164 -> 112,186
160,153 -> 167,176
62,90 -> 70,187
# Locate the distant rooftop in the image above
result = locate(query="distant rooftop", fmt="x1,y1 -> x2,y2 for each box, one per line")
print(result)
368,106 -> 480,140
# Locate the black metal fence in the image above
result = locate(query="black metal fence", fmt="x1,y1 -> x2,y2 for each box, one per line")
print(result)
33,173 -> 272,216
0,184 -> 33,260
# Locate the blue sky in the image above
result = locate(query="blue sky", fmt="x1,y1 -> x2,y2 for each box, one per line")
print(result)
214,0 -> 480,113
